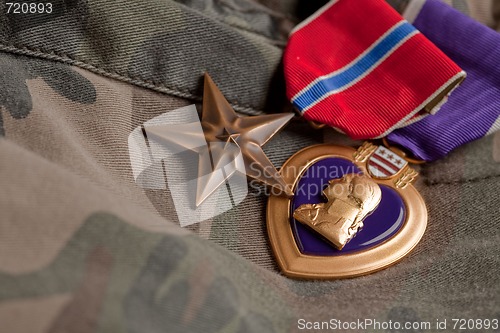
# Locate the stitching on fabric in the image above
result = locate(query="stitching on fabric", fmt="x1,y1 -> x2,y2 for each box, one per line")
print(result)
426,173 -> 500,186
0,43 -> 264,116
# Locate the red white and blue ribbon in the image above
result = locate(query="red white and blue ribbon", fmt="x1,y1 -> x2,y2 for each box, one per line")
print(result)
283,0 -> 465,140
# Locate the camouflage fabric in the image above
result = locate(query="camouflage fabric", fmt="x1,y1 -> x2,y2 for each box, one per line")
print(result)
0,1 -> 499,333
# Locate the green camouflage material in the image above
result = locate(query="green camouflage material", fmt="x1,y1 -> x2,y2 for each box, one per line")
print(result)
0,1 -> 499,332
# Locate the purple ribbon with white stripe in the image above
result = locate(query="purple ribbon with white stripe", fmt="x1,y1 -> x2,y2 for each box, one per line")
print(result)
387,0 -> 500,161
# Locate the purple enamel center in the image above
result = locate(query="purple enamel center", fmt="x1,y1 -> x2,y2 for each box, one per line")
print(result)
290,157 -> 406,255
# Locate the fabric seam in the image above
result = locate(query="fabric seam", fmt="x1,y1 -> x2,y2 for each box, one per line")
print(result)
0,43 -> 265,116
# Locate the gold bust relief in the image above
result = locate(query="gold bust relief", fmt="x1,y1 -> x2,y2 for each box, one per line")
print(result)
293,173 -> 382,250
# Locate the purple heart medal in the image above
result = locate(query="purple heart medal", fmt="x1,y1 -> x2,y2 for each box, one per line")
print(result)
267,143 -> 427,279
264,0 -> 499,279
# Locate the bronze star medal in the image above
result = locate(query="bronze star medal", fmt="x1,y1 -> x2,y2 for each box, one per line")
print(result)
144,73 -> 294,206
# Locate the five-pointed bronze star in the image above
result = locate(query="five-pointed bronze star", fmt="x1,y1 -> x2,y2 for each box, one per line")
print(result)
144,73 -> 294,206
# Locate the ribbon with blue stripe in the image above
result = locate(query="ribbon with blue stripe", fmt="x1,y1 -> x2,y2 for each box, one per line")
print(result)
292,21 -> 418,113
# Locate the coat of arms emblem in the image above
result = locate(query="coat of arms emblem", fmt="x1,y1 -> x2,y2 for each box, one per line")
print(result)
367,146 -> 407,178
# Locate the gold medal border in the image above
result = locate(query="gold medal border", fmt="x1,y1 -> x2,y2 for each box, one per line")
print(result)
267,144 -> 427,279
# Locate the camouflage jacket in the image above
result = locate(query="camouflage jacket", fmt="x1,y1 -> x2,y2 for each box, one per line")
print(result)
0,1 -> 499,332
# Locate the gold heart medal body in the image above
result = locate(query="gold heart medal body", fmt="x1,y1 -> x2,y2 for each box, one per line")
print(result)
267,142 -> 427,279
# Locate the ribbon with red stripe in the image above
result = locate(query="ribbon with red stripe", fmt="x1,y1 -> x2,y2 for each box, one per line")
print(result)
283,0 -> 465,140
